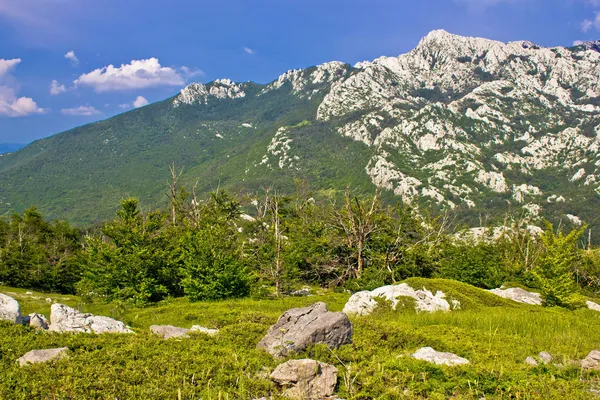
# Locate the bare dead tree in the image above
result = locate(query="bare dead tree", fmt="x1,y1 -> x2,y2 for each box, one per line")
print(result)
166,162 -> 185,225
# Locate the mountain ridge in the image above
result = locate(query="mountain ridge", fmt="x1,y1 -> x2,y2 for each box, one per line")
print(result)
1,30 -> 599,230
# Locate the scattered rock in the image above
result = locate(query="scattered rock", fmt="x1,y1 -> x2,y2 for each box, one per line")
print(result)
290,287 -> 311,297
411,347 -> 469,366
582,350 -> 600,369
587,301 -> 600,312
45,298 -> 52,303
538,351 -> 553,364
190,325 -> 219,336
28,313 -> 49,330
0,293 -> 22,324
17,347 -> 68,366
257,302 -> 353,358
525,356 -> 538,366
488,287 -> 542,305
343,283 -> 455,316
48,304 -> 133,334
25,291 -> 33,295
270,359 -> 338,400
150,325 -> 190,339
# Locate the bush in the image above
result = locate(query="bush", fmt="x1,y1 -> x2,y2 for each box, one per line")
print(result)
438,242 -> 508,289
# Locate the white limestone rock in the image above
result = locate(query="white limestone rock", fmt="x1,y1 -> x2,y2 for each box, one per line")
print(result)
411,347 -> 469,366
488,287 -> 542,305
0,293 -> 22,324
343,283 -> 456,316
49,304 -> 133,334
17,347 -> 68,367
190,325 -> 219,336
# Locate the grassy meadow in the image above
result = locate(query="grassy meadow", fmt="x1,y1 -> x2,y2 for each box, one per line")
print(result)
2,279 -> 600,399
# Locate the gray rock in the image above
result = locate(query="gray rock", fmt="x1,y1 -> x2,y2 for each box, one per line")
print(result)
190,325 -> 219,336
270,359 -> 338,400
290,288 -> 311,297
150,325 -> 190,339
525,356 -> 538,366
17,347 -> 68,366
538,351 -> 553,364
257,302 -> 353,358
582,350 -> 600,369
0,293 -> 22,324
411,347 -> 469,366
28,313 -> 49,330
48,304 -> 133,334
488,287 -> 542,305
343,284 -> 455,316
587,301 -> 600,312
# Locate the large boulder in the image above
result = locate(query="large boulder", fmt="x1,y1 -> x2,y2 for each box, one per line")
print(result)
0,293 -> 22,324
488,287 -> 542,305
257,302 -> 352,358
587,301 -> 600,312
411,347 -> 469,366
270,359 -> 338,400
343,283 -> 455,316
582,350 -> 600,369
48,304 -> 133,334
17,347 -> 68,367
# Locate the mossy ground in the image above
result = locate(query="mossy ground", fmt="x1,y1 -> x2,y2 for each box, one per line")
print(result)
2,280 -> 600,399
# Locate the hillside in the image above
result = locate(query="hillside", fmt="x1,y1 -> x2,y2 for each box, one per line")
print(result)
3,280 -> 600,399
2,30 -> 600,227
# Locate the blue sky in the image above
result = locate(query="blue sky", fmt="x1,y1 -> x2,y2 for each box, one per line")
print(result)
0,0 -> 598,144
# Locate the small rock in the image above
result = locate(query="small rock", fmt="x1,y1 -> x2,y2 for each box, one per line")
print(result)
582,350 -> 600,369
257,302 -> 353,358
525,356 -> 538,366
587,301 -> 600,312
0,293 -> 22,324
17,347 -> 68,366
29,313 -> 49,330
150,325 -> 190,339
25,291 -> 33,295
538,351 -> 553,364
48,304 -> 133,334
45,298 -> 52,303
488,287 -> 542,305
290,287 -> 311,297
190,325 -> 219,336
270,359 -> 338,400
411,347 -> 469,366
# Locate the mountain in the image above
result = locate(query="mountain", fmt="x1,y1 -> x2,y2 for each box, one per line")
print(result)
0,143 -> 25,154
1,30 -> 600,230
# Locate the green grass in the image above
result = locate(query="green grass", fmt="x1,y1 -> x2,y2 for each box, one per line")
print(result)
2,280 -> 600,399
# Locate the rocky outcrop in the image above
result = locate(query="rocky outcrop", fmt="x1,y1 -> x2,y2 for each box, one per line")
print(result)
257,302 -> 352,358
525,351 -> 553,366
581,350 -> 600,369
343,283 -> 456,316
17,347 -> 68,366
411,347 -> 469,366
270,359 -> 338,400
488,287 -> 542,305
0,293 -> 22,324
48,304 -> 133,334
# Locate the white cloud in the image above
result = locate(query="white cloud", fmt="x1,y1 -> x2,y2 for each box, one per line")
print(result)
0,58 -> 45,117
64,50 -> 78,65
60,106 -> 100,116
133,96 -> 149,108
0,58 -> 21,77
573,40 -> 585,46
244,47 -> 255,55
582,19 -> 594,32
50,80 -> 66,95
180,66 -> 204,79
118,103 -> 130,110
74,58 -> 185,92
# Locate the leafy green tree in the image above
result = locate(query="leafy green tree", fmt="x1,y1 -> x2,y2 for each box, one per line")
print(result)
532,221 -> 586,309
78,198 -> 173,305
